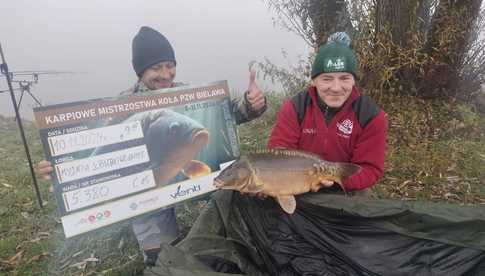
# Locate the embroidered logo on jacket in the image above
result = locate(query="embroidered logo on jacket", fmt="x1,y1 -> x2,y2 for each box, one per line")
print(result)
302,128 -> 317,134
337,119 -> 353,136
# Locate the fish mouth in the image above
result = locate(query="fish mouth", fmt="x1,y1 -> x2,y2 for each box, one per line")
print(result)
191,128 -> 209,146
213,178 -> 224,188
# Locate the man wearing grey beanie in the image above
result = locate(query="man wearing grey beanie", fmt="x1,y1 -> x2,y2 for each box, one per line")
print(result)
125,26 -> 267,265
122,26 -> 266,123
37,26 -> 267,266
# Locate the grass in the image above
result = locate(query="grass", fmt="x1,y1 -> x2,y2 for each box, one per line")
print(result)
0,117 -> 57,275
0,91 -> 484,275
0,117 -> 144,275
374,94 -> 485,204
239,92 -> 485,204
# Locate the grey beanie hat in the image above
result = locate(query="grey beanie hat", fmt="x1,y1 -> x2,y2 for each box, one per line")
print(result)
132,26 -> 176,77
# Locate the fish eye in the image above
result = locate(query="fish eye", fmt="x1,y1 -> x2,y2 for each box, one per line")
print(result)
168,122 -> 181,135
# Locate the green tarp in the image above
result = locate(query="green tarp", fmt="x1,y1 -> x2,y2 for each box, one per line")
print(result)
145,191 -> 485,275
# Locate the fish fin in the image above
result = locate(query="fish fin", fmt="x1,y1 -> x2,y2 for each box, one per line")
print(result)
240,170 -> 265,193
243,181 -> 265,193
182,160 -> 211,179
252,148 -> 323,162
276,195 -> 296,214
334,163 -> 362,193
333,181 -> 347,194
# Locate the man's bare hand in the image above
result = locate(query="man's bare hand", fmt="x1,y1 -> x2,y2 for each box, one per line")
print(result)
37,160 -> 53,181
311,180 -> 335,192
246,63 -> 266,112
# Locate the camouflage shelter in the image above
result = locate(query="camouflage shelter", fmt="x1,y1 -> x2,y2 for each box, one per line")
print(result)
145,191 -> 485,275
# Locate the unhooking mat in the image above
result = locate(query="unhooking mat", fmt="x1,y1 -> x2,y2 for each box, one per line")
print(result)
145,190 -> 485,276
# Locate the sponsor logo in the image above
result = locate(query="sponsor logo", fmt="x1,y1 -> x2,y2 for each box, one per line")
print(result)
129,196 -> 159,212
170,184 -> 201,199
75,218 -> 88,227
302,128 -> 317,134
81,210 -> 112,224
138,196 -> 158,206
337,119 -> 353,136
325,58 -> 345,71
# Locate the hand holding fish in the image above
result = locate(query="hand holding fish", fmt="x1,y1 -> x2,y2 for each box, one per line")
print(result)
311,180 -> 335,192
214,149 -> 361,214
246,62 -> 265,112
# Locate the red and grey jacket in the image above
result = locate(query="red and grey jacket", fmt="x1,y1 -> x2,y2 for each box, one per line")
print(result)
268,86 -> 387,190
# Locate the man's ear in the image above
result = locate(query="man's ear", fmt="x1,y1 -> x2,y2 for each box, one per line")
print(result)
310,79 -> 315,86
350,74 -> 356,83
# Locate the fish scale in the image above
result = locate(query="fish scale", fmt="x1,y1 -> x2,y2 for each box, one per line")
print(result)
214,148 -> 362,214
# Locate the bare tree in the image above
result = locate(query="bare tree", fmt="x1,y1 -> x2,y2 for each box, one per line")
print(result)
375,0 -> 424,47
264,0 -> 351,48
263,0 -> 485,102
422,0 -> 483,97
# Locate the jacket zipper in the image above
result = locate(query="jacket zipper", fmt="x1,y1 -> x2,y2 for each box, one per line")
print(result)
323,105 -> 328,154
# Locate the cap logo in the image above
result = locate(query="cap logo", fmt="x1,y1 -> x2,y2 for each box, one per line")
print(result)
324,57 -> 345,71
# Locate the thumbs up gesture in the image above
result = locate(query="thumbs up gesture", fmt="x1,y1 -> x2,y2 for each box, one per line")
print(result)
246,62 -> 266,112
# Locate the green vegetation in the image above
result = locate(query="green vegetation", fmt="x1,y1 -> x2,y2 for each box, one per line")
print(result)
0,116 -> 145,275
0,91 -> 484,274
240,92 -> 485,204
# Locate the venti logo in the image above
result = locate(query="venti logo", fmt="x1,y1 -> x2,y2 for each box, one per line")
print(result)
170,184 -> 201,199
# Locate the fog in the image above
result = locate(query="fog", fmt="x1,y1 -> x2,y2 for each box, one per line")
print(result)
0,0 -> 310,119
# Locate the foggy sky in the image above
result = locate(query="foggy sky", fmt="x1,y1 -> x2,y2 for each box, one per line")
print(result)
0,0 -> 309,119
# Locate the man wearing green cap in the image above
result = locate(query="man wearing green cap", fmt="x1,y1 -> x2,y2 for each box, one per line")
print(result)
268,32 -> 387,193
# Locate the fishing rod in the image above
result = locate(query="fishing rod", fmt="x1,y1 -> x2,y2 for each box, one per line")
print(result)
0,70 -> 75,109
0,43 -> 43,209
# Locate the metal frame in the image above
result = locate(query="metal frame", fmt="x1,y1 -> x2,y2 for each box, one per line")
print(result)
0,43 -> 43,208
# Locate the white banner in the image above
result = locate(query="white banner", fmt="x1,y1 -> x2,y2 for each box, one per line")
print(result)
62,171 -> 216,237
62,170 -> 156,212
61,161 -> 234,237
55,145 -> 149,183
48,121 -> 143,156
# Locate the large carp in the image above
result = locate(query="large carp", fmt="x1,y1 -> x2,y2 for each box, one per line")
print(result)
94,109 -> 211,185
214,148 -> 361,214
